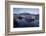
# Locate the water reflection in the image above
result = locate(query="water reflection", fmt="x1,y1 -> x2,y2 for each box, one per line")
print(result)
13,15 -> 39,28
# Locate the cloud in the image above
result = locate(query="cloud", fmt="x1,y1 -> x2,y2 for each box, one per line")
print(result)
13,8 -> 39,14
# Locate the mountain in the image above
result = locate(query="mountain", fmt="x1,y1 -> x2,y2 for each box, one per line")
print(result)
13,14 -> 18,15
19,13 -> 31,15
13,13 -> 39,16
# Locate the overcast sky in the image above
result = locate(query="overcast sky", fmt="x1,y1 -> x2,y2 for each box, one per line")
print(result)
13,8 -> 39,14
